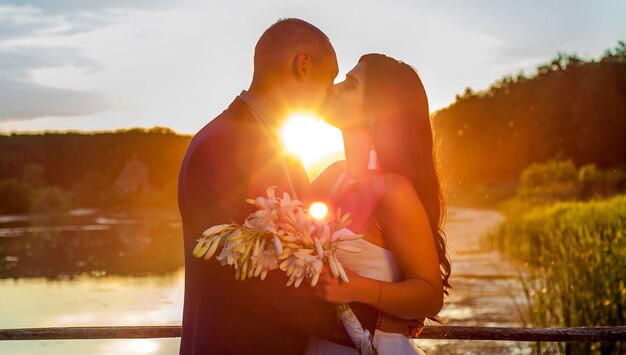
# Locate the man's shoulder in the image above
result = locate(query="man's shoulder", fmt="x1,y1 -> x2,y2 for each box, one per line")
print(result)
183,98 -> 259,172
187,97 -> 258,160
196,98 -> 254,140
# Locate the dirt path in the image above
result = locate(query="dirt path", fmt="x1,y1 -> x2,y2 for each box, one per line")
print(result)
414,207 -> 532,354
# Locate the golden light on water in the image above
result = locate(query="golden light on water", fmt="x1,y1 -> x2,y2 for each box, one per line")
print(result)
280,113 -> 344,177
128,339 -> 160,353
309,201 -> 329,220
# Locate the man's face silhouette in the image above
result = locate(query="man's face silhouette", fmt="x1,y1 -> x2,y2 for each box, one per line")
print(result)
312,49 -> 340,110
288,46 -> 339,114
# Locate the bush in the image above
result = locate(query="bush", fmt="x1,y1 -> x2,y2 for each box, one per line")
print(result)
517,160 -> 579,201
579,164 -> 626,199
21,164 -> 46,187
0,179 -> 33,214
508,161 -> 626,212
30,187 -> 73,214
72,171 -> 113,207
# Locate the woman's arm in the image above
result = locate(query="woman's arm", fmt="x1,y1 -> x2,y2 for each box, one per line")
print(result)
313,173 -> 444,320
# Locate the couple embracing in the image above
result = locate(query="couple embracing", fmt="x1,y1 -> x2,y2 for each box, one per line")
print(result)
178,18 -> 451,355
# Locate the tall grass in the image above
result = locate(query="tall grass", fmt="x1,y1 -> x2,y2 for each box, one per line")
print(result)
489,194 -> 626,354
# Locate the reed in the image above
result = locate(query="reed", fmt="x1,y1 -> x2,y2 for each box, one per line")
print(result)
489,194 -> 626,354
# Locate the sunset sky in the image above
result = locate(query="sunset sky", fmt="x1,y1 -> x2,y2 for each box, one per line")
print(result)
1,0 -> 625,134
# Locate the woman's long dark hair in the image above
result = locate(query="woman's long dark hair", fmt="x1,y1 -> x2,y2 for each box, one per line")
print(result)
360,54 -> 452,319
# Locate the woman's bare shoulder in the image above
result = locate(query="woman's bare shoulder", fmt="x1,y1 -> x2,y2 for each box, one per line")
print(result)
378,173 -> 425,216
382,173 -> 418,196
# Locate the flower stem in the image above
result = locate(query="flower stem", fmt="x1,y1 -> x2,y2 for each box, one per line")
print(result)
335,304 -> 379,355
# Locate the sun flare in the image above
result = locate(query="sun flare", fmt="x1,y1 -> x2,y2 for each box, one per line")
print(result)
308,201 -> 329,220
280,113 -> 344,178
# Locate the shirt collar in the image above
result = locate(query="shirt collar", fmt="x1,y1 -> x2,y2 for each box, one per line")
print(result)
239,90 -> 281,132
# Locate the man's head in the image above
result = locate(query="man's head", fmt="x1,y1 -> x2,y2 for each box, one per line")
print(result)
251,18 -> 338,113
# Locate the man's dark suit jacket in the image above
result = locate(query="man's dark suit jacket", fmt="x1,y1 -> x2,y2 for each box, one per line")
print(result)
178,96 -> 377,354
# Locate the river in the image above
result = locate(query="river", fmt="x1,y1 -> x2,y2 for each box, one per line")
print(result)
0,207 -> 530,354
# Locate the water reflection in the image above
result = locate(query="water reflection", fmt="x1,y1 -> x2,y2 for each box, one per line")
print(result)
0,269 -> 184,328
0,209 -> 183,279
0,268 -> 184,354
1,337 -> 181,355
0,209 -> 185,353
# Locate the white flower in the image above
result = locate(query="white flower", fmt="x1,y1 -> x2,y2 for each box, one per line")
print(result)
279,249 -> 324,287
280,191 -> 303,211
327,252 -> 349,283
307,258 -> 324,287
319,224 -> 332,244
251,240 -> 279,280
243,209 -> 275,230
314,237 -> 324,258
272,235 -> 283,255
216,231 -> 246,267
192,237 -> 212,258
332,228 -> 363,242
202,224 -> 230,237
194,186 -> 361,286
266,186 -> 276,200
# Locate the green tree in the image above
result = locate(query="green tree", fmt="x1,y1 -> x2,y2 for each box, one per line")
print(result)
22,164 -> 46,187
433,41 -> 626,186
72,171 -> 113,207
0,179 -> 33,214
30,187 -> 72,214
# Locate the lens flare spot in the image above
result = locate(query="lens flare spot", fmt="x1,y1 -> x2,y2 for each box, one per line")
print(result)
309,202 -> 329,220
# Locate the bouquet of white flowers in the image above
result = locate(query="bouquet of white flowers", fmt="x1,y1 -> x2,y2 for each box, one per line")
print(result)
192,186 -> 378,355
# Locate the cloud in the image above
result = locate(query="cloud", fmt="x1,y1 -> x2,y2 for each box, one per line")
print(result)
0,4 -> 131,40
5,0 -> 177,13
0,4 -> 124,121
0,44 -> 109,119
1,0 -> 624,132
0,5 -> 54,40
0,80 -> 108,120
413,0 -> 625,63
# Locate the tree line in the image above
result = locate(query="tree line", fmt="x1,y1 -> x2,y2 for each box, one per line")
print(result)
433,41 -> 626,187
0,127 -> 191,214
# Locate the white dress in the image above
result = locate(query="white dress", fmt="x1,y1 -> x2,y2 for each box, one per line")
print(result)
304,237 -> 426,355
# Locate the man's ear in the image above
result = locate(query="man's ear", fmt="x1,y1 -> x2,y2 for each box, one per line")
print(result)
292,53 -> 312,81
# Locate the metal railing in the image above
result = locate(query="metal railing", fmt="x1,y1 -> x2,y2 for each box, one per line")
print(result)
1,326 -> 625,342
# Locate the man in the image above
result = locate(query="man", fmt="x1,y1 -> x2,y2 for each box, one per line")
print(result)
178,18 -> 378,354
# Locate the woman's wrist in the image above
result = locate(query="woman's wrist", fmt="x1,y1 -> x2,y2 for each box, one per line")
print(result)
353,276 -> 380,305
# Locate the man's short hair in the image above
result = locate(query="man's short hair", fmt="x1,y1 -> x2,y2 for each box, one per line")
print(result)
253,18 -> 332,79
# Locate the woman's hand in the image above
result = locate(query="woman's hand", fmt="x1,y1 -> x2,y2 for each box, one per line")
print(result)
378,313 -> 425,337
311,266 -> 376,304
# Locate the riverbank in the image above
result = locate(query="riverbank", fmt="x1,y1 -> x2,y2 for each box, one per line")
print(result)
415,207 -> 531,354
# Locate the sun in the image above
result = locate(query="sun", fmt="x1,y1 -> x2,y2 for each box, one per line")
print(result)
280,113 -> 345,178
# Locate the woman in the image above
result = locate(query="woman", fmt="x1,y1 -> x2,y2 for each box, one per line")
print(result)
305,54 -> 451,354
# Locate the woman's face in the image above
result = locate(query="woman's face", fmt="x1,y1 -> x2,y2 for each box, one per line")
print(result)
321,62 -> 367,129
